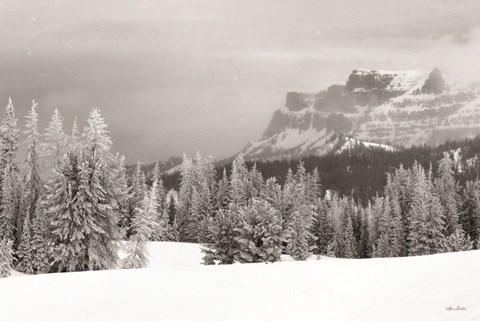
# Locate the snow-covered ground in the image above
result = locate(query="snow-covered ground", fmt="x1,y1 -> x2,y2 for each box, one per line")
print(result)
1,242 -> 479,321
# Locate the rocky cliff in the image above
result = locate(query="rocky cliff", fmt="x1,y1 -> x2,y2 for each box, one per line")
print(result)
243,68 -> 480,160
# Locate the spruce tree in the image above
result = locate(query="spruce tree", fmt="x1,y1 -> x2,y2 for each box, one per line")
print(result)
31,199 -> 49,273
0,98 -> 19,245
0,163 -> 16,241
122,182 -> 159,269
286,204 -> 316,260
202,206 -> 241,265
235,199 -> 283,263
343,213 -> 357,258
17,215 -> 34,274
408,164 -> 445,256
0,238 -> 13,278
22,101 -> 44,226
435,156 -> 460,236
44,108 -> 66,168
311,199 -> 334,255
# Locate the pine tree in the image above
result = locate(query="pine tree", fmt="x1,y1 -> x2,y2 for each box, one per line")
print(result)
44,108 -> 66,167
311,199 -> 334,255
22,101 -> 44,226
111,154 -> 131,238
79,109 -> 121,270
0,97 -> 19,174
46,149 -> 86,272
31,199 -> 49,273
459,180 -> 480,245
48,109 -> 122,272
343,213 -> 357,258
0,238 -> 13,278
443,228 -> 473,252
215,169 -> 230,210
0,163 -> 16,241
230,153 -> 248,206
235,199 -> 283,263
0,98 -> 19,244
122,182 -> 159,269
408,164 -> 445,256
17,215 -> 34,274
435,156 -> 460,236
164,190 -> 179,241
286,204 -> 316,260
202,206 -> 241,265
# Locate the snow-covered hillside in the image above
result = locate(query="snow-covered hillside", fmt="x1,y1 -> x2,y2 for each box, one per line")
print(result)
243,68 -> 480,160
1,242 -> 480,321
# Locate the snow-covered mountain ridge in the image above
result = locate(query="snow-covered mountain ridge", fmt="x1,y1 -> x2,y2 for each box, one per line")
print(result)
244,68 -> 480,160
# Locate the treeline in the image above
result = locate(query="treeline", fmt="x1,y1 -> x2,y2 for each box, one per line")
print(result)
162,135 -> 480,205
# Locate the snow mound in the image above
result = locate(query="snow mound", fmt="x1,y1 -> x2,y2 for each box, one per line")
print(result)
1,242 -> 480,321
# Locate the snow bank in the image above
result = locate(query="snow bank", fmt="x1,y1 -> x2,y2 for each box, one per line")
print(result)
1,242 -> 479,321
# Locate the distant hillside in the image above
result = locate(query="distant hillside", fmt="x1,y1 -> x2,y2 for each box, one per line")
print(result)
161,135 -> 480,204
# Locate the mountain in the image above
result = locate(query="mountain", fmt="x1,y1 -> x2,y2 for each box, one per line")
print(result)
243,68 -> 480,160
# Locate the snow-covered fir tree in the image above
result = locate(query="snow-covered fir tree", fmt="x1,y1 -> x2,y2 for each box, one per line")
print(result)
0,238 -> 13,278
0,163 -> 16,241
48,109 -> 122,272
17,215 -> 34,274
31,199 -> 49,274
408,164 -> 445,256
286,204 -> 316,260
21,101 -> 44,230
202,206 -> 241,265
0,98 -> 19,244
234,199 -> 283,263
435,156 -> 460,236
43,108 -> 66,168
122,181 -> 160,269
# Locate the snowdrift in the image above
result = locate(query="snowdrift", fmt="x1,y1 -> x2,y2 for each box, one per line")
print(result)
1,242 -> 479,321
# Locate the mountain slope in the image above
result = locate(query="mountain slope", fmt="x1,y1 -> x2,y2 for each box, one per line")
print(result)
244,68 -> 480,160
1,241 -> 479,321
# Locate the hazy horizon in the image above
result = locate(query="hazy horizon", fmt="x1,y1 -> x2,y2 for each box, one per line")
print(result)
1,0 -> 480,163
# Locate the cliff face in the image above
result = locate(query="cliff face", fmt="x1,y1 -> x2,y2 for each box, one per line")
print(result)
243,68 -> 480,160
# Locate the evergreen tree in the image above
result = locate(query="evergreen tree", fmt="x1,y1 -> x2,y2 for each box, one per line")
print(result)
459,180 -> 480,245
22,101 -> 44,225
164,189 -> 179,241
122,182 -> 159,269
443,228 -> 473,252
202,206 -> 241,265
17,215 -> 34,274
48,109 -> 122,272
0,97 -> 19,174
0,238 -> 13,278
215,169 -> 230,210
44,108 -> 66,167
111,154 -> 131,238
31,199 -> 49,273
230,153 -> 248,206
311,199 -> 334,255
286,204 -> 316,260
235,199 -> 283,263
0,163 -> 16,241
435,156 -> 460,236
343,213 -> 357,258
408,164 -> 445,256
0,98 -> 19,245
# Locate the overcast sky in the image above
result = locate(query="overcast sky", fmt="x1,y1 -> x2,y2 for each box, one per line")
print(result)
1,0 -> 480,162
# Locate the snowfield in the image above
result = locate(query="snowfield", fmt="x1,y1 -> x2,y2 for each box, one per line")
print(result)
1,242 -> 480,321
